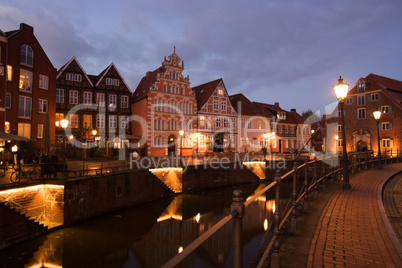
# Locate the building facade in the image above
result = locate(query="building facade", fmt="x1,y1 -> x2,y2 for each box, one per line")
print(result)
332,74 -> 402,155
2,23 -> 57,149
56,57 -> 132,153
192,79 -> 238,153
131,48 -> 197,157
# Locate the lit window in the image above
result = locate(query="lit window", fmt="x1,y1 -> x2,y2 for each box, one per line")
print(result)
218,89 -> 223,95
20,45 -> 33,66
56,89 -> 64,103
19,69 -> 33,92
39,74 -> 48,90
83,115 -> 92,128
37,124 -> 43,139
38,99 -> 48,113
358,82 -> 365,92
69,90 -> 78,104
55,113 -> 64,123
5,122 -> 10,134
18,123 -> 31,138
69,114 -> 79,128
18,96 -> 31,118
7,65 -> 12,81
200,116 -> 205,126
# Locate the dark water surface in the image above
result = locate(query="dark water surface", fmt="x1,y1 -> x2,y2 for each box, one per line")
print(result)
0,180 -> 296,268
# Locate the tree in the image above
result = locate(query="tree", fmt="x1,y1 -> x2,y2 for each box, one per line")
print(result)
302,109 -> 321,123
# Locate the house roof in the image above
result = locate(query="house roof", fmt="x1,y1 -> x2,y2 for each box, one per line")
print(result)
192,78 -> 223,110
229,93 -> 266,116
56,56 -> 94,87
131,66 -> 166,103
95,62 -> 131,92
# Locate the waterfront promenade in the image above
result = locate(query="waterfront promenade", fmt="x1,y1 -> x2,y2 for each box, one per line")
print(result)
306,163 -> 402,267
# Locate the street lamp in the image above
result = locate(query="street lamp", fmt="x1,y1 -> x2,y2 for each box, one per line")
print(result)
60,119 -> 69,162
373,111 -> 382,169
334,76 -> 351,190
92,129 -> 97,160
179,130 -> 184,166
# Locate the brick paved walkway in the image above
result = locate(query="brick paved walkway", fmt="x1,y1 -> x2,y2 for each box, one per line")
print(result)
308,163 -> 402,267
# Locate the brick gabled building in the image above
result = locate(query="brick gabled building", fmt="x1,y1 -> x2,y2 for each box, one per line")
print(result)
0,30 -> 7,132
131,48 -> 197,156
192,79 -> 238,153
333,73 -> 402,155
2,23 -> 57,149
56,57 -> 131,151
230,93 -> 272,153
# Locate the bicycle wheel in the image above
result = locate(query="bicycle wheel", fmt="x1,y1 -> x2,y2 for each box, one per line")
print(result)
30,168 -> 41,180
10,172 -> 21,183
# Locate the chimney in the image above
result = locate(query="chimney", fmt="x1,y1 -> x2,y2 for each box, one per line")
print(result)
291,108 -> 296,112
274,102 -> 279,107
20,23 -> 34,34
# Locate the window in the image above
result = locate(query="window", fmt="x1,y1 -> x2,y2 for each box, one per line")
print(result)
109,115 -> 117,129
223,118 -> 229,128
120,116 -> 128,129
74,74 -> 82,82
241,119 -> 245,128
381,122 -> 392,130
83,92 -> 92,105
106,78 -> 120,86
381,138 -> 393,148
346,97 -> 354,105
121,95 -> 129,108
96,114 -> 105,128
357,108 -> 366,119
70,114 -> 79,128
163,85 -> 167,93
38,99 -> 48,113
358,82 -> 365,92
18,96 -> 31,118
97,93 -> 105,106
337,124 -> 342,132
200,116 -> 205,126
5,122 -> 10,134
213,100 -> 219,110
218,89 -> 223,95
20,45 -> 33,66
83,115 -> 92,128
371,93 -> 381,101
357,95 -> 365,106
66,73 -> 73,81
216,117 -> 221,127
381,105 -> 392,114
19,69 -> 33,92
18,123 -> 31,138
55,113 -> 64,123
109,94 -> 117,108
56,89 -> 64,103
39,74 -> 48,89
7,65 -> 12,81
337,110 -> 346,117
5,93 -> 11,109
337,139 -> 343,147
37,124 -> 43,139
221,101 -> 226,111
69,90 -> 78,104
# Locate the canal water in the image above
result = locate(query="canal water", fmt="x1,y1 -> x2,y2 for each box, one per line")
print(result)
0,180 -> 297,268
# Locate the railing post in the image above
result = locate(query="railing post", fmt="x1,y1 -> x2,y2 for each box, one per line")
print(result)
322,161 -> 327,191
290,161 -> 297,233
271,171 -> 281,268
303,159 -> 309,213
313,157 -> 318,200
364,151 -> 368,169
231,189 -> 244,268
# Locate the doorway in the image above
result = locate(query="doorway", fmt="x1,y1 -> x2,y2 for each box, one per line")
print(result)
168,135 -> 176,156
213,134 -> 224,152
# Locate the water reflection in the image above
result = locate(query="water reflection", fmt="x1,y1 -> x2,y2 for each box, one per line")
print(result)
0,181 -> 296,267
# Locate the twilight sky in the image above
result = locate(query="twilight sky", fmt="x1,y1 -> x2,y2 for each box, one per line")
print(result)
1,0 -> 401,115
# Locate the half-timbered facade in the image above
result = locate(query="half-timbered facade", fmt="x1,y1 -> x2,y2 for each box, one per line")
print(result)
131,48 -> 197,156
56,57 -> 131,152
192,79 -> 238,153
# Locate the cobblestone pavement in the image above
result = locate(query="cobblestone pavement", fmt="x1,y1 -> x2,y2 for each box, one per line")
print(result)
308,163 -> 402,267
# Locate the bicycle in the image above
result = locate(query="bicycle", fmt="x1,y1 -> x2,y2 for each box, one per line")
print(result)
10,161 -> 42,183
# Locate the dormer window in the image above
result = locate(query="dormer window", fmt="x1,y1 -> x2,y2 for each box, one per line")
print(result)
277,112 -> 286,120
358,82 -> 365,92
218,89 -> 223,95
20,45 -> 33,67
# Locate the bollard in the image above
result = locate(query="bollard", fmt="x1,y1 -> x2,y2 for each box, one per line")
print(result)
271,170 -> 281,268
290,161 -> 297,233
231,189 -> 244,268
303,160 -> 309,213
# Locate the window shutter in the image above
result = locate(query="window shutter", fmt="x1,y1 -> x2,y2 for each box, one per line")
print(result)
390,122 -> 393,129
378,93 -> 381,100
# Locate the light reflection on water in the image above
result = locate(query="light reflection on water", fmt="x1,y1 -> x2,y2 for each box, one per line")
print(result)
0,181 -> 296,268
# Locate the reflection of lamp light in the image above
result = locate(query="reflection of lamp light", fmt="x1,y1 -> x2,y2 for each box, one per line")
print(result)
179,130 -> 184,166
60,119 -> 69,171
334,76 -> 351,190
55,121 -> 60,127
12,145 -> 18,152
178,246 -> 183,253
373,111 -> 382,169
195,213 -> 200,223
264,218 -> 268,231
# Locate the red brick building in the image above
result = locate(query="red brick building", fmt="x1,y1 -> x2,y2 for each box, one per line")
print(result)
333,74 -> 402,155
56,57 -> 132,152
1,23 -> 56,149
131,48 -> 197,156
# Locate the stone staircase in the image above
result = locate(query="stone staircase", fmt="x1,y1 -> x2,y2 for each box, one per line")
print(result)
149,168 -> 183,193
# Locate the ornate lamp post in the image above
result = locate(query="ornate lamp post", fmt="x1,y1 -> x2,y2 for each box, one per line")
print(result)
373,111 -> 382,169
334,76 -> 351,190
60,119 -> 69,163
179,130 -> 184,166
92,129 -> 97,160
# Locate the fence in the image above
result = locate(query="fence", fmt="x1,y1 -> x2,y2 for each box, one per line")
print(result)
160,150 -> 402,268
